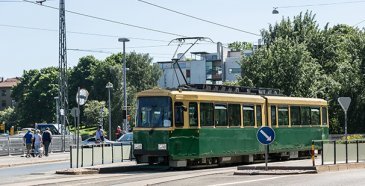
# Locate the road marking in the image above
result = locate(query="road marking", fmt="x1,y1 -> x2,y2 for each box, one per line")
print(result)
209,175 -> 291,186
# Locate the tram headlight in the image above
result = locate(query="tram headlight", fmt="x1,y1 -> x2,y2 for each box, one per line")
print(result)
158,144 -> 167,150
134,143 -> 142,150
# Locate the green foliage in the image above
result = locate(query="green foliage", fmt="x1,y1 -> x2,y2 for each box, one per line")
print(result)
238,11 -> 365,134
83,100 -> 108,127
11,67 -> 59,128
0,107 -> 17,130
228,41 -> 253,52
341,134 -> 364,141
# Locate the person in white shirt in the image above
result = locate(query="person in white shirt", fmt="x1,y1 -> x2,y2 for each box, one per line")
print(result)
95,125 -> 105,143
34,130 -> 42,157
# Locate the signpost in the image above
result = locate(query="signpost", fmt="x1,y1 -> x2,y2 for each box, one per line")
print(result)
76,88 -> 89,168
257,126 -> 276,171
338,97 -> 351,139
338,97 -> 351,164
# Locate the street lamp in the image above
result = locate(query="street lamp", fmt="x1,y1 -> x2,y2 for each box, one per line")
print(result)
106,82 -> 113,140
272,7 -> 279,14
118,38 -> 130,132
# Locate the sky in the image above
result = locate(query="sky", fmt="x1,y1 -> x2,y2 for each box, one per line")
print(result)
1,0 -> 365,78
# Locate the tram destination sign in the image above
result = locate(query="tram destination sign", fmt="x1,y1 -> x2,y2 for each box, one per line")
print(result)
257,126 -> 276,145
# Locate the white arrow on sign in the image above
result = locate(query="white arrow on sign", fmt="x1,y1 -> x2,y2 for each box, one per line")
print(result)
260,130 -> 272,141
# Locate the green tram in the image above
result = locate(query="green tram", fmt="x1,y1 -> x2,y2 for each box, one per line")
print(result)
133,84 -> 329,167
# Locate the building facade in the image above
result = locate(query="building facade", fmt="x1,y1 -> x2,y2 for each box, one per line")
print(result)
0,77 -> 19,111
157,45 -> 253,88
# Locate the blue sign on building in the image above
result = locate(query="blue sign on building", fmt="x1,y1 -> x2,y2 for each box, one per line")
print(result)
257,126 -> 276,145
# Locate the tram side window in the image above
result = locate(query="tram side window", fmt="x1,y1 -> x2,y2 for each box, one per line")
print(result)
228,104 -> 241,127
301,107 -> 310,125
278,106 -> 289,126
189,102 -> 198,127
311,107 -> 320,125
322,107 -> 328,125
174,102 -> 184,127
200,103 -> 214,126
243,105 -> 254,127
290,106 -> 301,125
256,105 -> 262,126
214,104 -> 227,126
271,106 -> 277,126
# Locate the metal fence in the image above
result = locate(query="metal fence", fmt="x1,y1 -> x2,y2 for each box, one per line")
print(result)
0,135 -> 76,156
312,139 -> 365,166
70,142 -> 134,168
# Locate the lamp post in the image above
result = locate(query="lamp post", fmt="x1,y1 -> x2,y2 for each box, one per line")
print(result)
106,82 -> 113,140
118,38 -> 130,132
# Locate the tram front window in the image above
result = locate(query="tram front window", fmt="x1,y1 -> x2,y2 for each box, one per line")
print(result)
137,97 -> 172,128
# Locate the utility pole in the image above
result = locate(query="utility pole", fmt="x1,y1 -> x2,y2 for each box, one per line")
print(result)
59,0 -> 68,152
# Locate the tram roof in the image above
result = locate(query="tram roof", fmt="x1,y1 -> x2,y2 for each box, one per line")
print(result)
138,88 -> 327,106
264,96 -> 327,106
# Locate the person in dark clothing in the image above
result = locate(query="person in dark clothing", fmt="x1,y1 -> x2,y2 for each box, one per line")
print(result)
23,129 -> 33,158
42,127 -> 52,156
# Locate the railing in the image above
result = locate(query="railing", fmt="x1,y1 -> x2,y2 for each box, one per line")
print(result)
0,135 -> 76,156
70,142 -> 134,168
312,139 -> 365,166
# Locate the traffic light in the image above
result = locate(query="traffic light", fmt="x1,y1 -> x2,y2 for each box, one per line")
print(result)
122,110 -> 126,119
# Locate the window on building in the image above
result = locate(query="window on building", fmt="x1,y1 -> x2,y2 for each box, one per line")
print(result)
1,90 -> 6,97
228,68 -> 241,74
278,106 -> 289,126
311,107 -> 320,125
186,69 -> 191,78
322,107 -> 328,126
290,106 -> 301,125
256,105 -> 262,126
228,104 -> 241,127
271,106 -> 277,126
189,102 -> 198,127
214,104 -> 227,126
301,107 -> 311,125
174,102 -> 184,127
1,100 -> 6,108
200,103 -> 214,127
243,105 -> 255,126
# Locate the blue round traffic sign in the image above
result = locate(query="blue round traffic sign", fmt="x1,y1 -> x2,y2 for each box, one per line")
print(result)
257,126 -> 276,145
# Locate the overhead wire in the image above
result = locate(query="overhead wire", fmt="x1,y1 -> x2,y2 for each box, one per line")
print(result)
23,0 -> 187,38
137,0 -> 260,36
0,24 -> 171,42
276,0 -> 365,9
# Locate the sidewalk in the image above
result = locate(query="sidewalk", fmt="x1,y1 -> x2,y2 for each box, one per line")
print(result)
0,152 -> 70,168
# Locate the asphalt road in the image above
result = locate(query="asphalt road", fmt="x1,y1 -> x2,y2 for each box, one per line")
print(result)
154,168 -> 365,186
0,161 -> 68,180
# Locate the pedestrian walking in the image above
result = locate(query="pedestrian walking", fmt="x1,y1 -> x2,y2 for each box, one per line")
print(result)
115,126 -> 122,140
23,129 -> 33,158
95,125 -> 105,143
42,127 -> 52,156
34,130 -> 42,157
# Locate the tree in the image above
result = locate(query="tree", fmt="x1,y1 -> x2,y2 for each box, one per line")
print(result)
239,11 -> 365,134
228,41 -> 253,52
0,107 -> 17,131
12,67 -> 59,128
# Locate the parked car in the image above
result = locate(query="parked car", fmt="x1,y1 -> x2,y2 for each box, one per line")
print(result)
117,133 -> 133,145
81,137 -> 114,145
35,123 -> 61,135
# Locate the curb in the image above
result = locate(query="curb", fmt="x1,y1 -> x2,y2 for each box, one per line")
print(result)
235,166 -> 317,175
56,168 -> 99,175
234,162 -> 365,175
